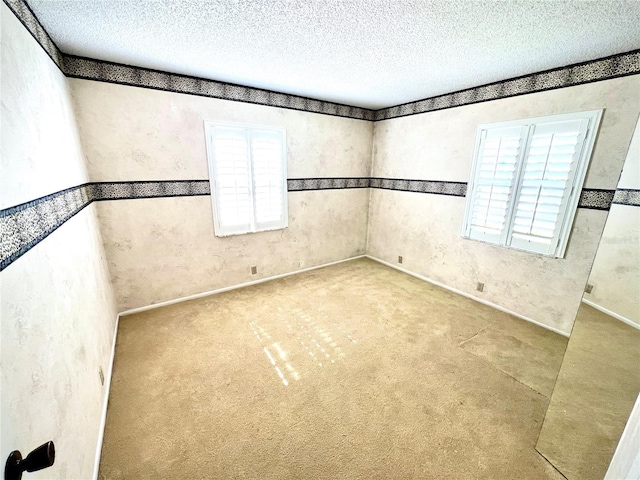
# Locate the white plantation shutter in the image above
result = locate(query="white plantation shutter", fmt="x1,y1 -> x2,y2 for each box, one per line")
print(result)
205,122 -> 287,237
250,130 -> 286,230
209,127 -> 253,235
465,126 -> 527,244
463,110 -> 601,258
508,119 -> 590,255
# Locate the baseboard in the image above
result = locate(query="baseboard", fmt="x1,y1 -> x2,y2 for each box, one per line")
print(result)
365,255 -> 570,338
93,313 -> 121,480
119,255 -> 367,316
582,298 -> 640,331
91,252 -> 567,475
95,255 -> 366,473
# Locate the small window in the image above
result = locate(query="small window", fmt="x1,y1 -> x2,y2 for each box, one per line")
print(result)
204,122 -> 288,237
462,110 -> 602,258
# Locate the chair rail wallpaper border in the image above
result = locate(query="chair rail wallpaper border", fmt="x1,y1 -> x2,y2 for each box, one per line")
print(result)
579,188 -> 617,211
93,180 -> 211,200
369,178 -> 468,196
613,188 -> 640,207
0,184 -> 93,271
287,178 -> 371,191
2,179 -> 631,272
4,0 -> 639,121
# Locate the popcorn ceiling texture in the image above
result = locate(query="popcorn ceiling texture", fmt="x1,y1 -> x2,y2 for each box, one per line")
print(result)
19,0 -> 640,111
3,0 -> 639,477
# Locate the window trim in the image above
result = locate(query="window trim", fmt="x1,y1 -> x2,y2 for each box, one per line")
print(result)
461,109 -> 603,258
204,121 -> 288,237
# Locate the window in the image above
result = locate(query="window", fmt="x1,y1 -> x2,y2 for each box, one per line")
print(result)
204,122 -> 288,237
462,110 -> 602,258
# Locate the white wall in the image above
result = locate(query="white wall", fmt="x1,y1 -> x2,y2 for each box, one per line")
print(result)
0,5 -> 118,478
367,76 -> 640,335
584,119 -> 640,328
69,79 -> 373,311
3,3 -> 638,476
606,392 -> 640,480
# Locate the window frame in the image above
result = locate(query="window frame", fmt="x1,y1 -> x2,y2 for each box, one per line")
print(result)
461,109 -> 603,258
204,121 -> 288,237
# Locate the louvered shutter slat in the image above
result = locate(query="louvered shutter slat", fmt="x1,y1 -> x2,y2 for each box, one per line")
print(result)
463,110 -> 600,257
507,119 -> 589,254
209,127 -> 253,235
251,130 -> 286,230
206,123 -> 288,237
465,126 -> 526,243
210,127 -> 252,236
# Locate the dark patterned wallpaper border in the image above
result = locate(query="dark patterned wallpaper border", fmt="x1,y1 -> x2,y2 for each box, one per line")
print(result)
613,188 -> 640,207
3,0 -> 64,70
578,189 -> 616,211
370,178 -> 468,196
61,50 -> 640,122
0,181 -> 211,271
3,179 -> 632,271
63,56 -> 376,121
5,0 -> 639,122
3,0 -> 372,120
94,180 -> 211,199
374,50 -> 640,121
288,178 -> 370,191
1,184 -> 92,271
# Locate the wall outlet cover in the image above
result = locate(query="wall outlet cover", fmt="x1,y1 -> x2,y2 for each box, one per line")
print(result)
476,282 -> 485,292
251,266 -> 257,275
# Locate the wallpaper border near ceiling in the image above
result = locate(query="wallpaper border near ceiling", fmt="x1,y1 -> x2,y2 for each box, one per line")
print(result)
62,51 -> 640,122
374,50 -> 640,121
63,55 -> 376,121
2,0 -> 374,121
3,179 -> 634,272
4,0 -> 640,122
3,0 -> 64,69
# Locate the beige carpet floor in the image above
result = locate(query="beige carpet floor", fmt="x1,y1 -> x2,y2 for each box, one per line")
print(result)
99,258 -> 567,479
536,303 -> 640,480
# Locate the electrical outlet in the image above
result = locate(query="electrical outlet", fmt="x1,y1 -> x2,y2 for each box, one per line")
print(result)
585,283 -> 594,294
476,282 -> 484,292
99,366 -> 104,386
398,256 -> 403,264
251,266 -> 257,275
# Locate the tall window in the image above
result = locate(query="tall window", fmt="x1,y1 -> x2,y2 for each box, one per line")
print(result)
204,122 -> 288,237
462,110 -> 602,258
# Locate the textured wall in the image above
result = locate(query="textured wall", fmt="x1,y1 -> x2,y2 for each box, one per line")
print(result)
584,119 -> 640,326
605,392 -> 640,480
0,5 -> 118,479
367,75 -> 640,335
69,79 -> 373,311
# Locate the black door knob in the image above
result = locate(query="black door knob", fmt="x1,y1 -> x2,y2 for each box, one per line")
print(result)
4,441 -> 55,480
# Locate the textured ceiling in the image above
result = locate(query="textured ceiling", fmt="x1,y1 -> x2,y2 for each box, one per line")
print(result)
27,0 -> 640,109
